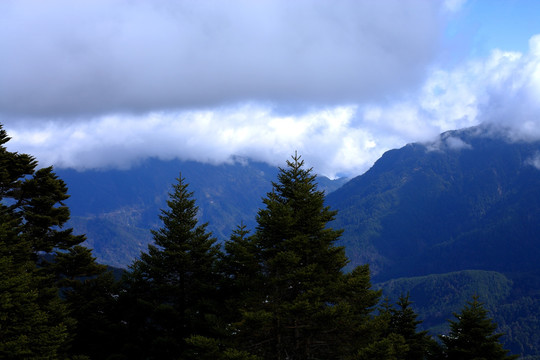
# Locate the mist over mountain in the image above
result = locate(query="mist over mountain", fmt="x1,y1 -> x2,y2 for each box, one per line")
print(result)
55,124 -> 540,356
61,124 -> 540,277
323,124 -> 540,356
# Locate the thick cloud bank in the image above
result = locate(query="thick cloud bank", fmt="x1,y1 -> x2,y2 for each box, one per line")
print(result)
6,106 -> 376,177
0,0 -> 442,118
3,1 -> 540,178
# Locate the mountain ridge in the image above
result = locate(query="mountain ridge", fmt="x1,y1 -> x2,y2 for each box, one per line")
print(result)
59,157 -> 347,267
56,125 -> 540,356
327,125 -> 540,281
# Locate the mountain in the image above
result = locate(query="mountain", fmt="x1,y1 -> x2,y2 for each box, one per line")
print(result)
58,157 -> 347,268
327,125 -> 540,281
378,270 -> 514,333
378,269 -> 540,358
55,126 -> 540,356
325,125 -> 540,357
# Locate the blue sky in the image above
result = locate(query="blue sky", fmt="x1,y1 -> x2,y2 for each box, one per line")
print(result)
1,0 -> 540,178
449,0 -> 540,56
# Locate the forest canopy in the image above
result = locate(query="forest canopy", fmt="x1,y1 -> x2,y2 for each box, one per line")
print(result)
0,125 -> 516,360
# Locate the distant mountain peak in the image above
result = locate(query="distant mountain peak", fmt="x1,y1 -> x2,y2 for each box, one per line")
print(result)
327,124 -> 540,280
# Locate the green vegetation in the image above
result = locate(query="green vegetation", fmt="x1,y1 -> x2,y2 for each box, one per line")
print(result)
120,175 -> 223,359
228,153 -> 381,359
327,130 -> 540,281
0,125 -> 107,358
379,270 -> 540,357
440,296 -> 518,359
378,270 -> 513,330
0,124 -> 525,359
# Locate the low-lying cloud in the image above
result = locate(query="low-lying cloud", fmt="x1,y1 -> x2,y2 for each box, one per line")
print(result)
6,105 -> 381,178
526,152 -> 540,170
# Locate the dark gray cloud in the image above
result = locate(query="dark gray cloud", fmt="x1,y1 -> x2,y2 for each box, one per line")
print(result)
0,0 -> 444,118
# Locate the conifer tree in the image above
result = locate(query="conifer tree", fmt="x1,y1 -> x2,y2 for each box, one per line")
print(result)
389,294 -> 439,360
440,296 -> 517,360
54,245 -> 108,288
355,333 -> 409,360
53,245 -> 123,359
221,224 -> 263,322
0,124 -> 98,358
235,153 -> 381,359
64,270 -> 122,359
20,166 -> 85,255
122,174 -> 223,359
0,213 -> 69,359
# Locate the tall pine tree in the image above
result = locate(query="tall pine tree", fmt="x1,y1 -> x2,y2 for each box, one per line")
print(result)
440,296 -> 517,360
389,294 -> 439,360
0,124 -> 98,359
0,211 -> 69,359
221,224 -> 263,325
234,153 -> 381,359
121,174 -> 222,360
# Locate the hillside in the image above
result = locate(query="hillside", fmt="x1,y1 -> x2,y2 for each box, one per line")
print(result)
325,125 -> 540,357
58,157 -> 346,267
55,126 -> 540,357
327,125 -> 540,281
377,270 -> 540,357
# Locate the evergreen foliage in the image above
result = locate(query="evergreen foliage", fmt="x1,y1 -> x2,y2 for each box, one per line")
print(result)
388,294 -> 440,360
221,224 -> 263,324
0,124 -> 104,359
440,296 -> 518,360
358,295 -> 441,360
121,175 -> 223,359
0,131 -> 524,360
0,224 -> 68,359
355,333 -> 409,360
232,153 -> 381,359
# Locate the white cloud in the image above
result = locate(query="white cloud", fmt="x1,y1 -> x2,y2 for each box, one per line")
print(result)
3,2 -> 540,179
526,152 -> 540,170
354,34 -> 540,146
445,136 -> 472,150
6,33 -> 540,178
6,105 -> 379,178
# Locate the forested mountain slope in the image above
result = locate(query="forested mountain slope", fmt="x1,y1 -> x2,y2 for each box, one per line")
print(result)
377,269 -> 540,358
55,125 -> 540,357
324,125 -> 540,357
58,158 -> 277,267
58,158 -> 346,267
327,125 -> 540,281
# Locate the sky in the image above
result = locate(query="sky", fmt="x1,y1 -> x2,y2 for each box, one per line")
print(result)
2,0 -> 540,178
